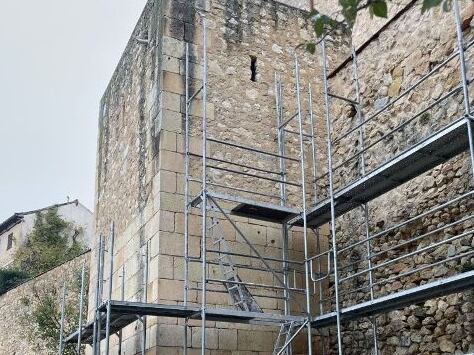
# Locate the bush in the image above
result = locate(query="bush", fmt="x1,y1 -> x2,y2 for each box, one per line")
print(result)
0,268 -> 29,294
14,208 -> 86,276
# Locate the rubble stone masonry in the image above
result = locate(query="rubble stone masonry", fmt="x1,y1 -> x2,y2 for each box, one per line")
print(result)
323,2 -> 474,354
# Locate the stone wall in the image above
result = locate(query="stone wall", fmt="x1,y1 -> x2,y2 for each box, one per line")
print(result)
0,252 -> 90,355
91,0 -> 328,354
319,1 -> 474,354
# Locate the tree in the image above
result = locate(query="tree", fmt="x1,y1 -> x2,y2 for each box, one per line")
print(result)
14,208 -> 86,275
20,266 -> 89,355
307,0 -> 456,48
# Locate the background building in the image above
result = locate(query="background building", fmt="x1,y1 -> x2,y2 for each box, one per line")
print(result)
0,199 -> 93,268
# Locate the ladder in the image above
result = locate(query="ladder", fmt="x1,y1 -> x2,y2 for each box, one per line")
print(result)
209,217 -> 262,312
273,321 -> 297,355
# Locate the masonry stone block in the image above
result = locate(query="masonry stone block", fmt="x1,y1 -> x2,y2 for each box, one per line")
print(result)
158,279 -> 190,302
160,150 -> 185,174
163,55 -> 181,74
158,191 -> 185,213
237,329 -> 274,351
192,327 -> 219,349
156,109 -> 183,133
154,170 -> 177,195
217,329 -> 237,350
160,91 -> 182,115
162,36 -> 186,58
159,130 -> 178,152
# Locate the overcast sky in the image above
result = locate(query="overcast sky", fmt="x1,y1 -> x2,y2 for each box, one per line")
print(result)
0,0 -> 147,221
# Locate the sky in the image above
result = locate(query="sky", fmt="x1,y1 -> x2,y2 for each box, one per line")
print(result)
0,0 -> 147,221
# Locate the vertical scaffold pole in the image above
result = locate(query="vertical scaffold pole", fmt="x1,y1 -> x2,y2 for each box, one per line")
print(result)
142,241 -> 149,354
453,0 -> 474,180
294,54 -> 313,355
118,265 -> 125,354
275,73 -> 291,317
99,234 -> 106,306
76,260 -> 86,354
314,227 -> 326,355
309,82 -> 326,355
105,222 -> 115,355
275,73 -> 288,206
58,282 -> 67,355
321,39 -> 343,355
183,41 -> 191,355
200,16 -> 208,355
308,84 -> 318,203
98,235 -> 106,354
351,45 -> 379,354
92,235 -> 102,354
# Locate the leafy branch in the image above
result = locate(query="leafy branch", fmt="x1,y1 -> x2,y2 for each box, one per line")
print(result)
307,0 -> 456,43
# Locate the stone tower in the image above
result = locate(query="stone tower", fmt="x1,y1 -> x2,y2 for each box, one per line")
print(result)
89,0 -> 321,353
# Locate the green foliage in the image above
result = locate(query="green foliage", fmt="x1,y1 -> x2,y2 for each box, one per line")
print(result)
2,208 -> 88,353
308,10 -> 347,37
370,1 -> 388,18
14,208 -> 86,276
0,268 -> 29,294
308,0 -> 456,41
20,267 -> 89,355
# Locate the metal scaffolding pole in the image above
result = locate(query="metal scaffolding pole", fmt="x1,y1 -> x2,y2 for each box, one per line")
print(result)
294,54 -> 313,355
98,232 -> 106,355
200,17 -> 208,355
183,41 -> 191,355
351,44 -> 379,354
309,81 -> 326,355
105,222 -> 115,354
275,73 -> 291,319
93,235 -> 105,355
321,39 -> 343,355
118,265 -> 125,354
76,260 -> 86,354
92,235 -> 102,354
308,84 -> 318,203
314,227 -> 327,355
142,241 -> 149,354
58,282 -> 67,355
453,0 -> 474,181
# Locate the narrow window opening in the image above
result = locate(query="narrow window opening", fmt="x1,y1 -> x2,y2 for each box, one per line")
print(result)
250,56 -> 257,82
7,233 -> 13,250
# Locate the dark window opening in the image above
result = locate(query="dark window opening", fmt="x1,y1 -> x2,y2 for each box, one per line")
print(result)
7,233 -> 13,250
250,56 -> 257,82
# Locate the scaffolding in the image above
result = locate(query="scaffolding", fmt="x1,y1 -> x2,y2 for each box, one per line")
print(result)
61,1 -> 474,354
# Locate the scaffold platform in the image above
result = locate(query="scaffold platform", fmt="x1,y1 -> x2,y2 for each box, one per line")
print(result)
312,269 -> 474,328
66,269 -> 474,344
65,301 -> 305,345
204,191 -> 299,224
294,118 -> 473,227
